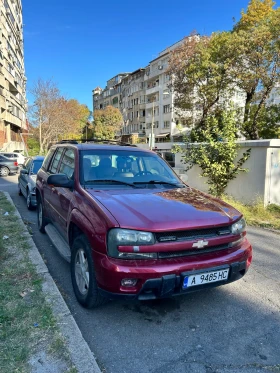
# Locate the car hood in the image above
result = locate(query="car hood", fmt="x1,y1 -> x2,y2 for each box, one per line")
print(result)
88,187 -> 241,231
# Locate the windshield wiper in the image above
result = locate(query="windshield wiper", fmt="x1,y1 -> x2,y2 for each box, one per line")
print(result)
85,179 -> 138,188
133,180 -> 185,188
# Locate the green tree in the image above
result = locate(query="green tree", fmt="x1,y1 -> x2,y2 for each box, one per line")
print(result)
168,0 -> 280,140
244,104 -> 280,139
177,109 -> 251,197
168,32 -> 236,131
92,106 -> 123,140
230,0 -> 280,139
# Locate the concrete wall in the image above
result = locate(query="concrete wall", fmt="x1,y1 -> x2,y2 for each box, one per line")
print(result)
137,140 -> 280,206
174,140 -> 280,206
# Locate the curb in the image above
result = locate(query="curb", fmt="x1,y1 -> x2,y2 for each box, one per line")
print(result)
4,192 -> 102,373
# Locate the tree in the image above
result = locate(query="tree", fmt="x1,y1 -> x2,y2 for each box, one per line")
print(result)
92,106 -> 123,140
28,79 -> 90,153
168,32 -> 237,132
168,0 -> 280,140
176,109 -> 251,197
245,104 -> 280,138
230,0 -> 280,139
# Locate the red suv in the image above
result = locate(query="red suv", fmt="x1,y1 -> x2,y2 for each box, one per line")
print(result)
36,141 -> 252,308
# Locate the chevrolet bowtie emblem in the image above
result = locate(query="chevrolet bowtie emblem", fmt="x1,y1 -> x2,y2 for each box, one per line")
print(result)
192,240 -> 209,249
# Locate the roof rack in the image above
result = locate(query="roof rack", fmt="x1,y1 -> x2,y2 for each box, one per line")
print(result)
56,138 -> 137,147
56,140 -> 79,144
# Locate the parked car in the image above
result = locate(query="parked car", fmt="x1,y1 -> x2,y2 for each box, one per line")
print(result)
36,141 -> 253,308
0,152 -> 26,166
0,154 -> 19,176
18,156 -> 45,209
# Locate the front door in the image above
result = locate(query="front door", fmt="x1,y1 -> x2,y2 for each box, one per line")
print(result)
50,148 -> 75,240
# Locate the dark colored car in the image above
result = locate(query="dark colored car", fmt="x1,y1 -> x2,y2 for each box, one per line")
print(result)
18,156 -> 45,209
36,141 -> 253,308
0,154 -> 19,176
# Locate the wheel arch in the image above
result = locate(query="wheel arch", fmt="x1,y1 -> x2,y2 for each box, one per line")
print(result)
68,209 -> 98,251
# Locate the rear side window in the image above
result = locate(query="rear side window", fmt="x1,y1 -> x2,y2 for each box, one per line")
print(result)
49,148 -> 64,174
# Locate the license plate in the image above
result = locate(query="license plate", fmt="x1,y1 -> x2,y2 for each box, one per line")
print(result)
182,269 -> 229,289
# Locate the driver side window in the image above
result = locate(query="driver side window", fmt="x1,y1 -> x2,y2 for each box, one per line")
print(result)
59,149 -> 75,179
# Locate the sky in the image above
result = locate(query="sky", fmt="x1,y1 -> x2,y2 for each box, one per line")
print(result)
22,0 -> 254,112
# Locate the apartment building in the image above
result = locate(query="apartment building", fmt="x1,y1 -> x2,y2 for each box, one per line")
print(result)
92,38 -> 247,143
0,0 -> 27,151
93,73 -> 129,111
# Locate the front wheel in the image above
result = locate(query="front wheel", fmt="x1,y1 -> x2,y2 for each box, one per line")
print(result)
37,197 -> 46,233
71,235 -> 107,309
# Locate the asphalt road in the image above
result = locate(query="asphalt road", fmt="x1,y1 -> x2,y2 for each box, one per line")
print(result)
1,174 -> 280,373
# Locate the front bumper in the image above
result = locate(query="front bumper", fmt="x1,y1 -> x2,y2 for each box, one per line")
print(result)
94,239 -> 252,300
99,261 -> 247,301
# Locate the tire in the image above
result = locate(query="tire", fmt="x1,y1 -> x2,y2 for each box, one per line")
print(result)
71,235 -> 107,309
18,184 -> 23,196
0,167 -> 9,177
26,189 -> 34,210
37,197 -> 46,233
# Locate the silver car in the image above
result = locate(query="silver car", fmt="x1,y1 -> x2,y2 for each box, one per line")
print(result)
18,156 -> 45,209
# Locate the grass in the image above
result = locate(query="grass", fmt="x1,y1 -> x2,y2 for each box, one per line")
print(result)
0,192 -> 76,373
222,195 -> 280,231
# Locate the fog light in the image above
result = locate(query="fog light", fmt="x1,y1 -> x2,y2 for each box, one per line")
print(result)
121,278 -> 138,287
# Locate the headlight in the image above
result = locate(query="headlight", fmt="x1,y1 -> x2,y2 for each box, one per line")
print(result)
231,218 -> 246,235
107,229 -> 156,259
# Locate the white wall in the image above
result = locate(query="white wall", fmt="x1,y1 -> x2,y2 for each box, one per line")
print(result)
174,140 -> 280,206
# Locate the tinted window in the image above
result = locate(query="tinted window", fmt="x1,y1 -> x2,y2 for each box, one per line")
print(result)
49,148 -> 64,174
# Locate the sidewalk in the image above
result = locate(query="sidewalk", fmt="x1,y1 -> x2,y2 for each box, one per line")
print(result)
1,192 -> 102,373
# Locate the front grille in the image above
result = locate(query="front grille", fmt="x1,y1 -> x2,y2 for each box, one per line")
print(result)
156,226 -> 231,242
158,243 -> 230,259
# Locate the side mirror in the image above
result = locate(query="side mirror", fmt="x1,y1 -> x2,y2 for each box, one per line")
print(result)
20,169 -> 28,175
47,174 -> 74,188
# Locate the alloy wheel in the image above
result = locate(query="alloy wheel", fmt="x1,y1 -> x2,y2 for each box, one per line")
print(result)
74,248 -> 89,295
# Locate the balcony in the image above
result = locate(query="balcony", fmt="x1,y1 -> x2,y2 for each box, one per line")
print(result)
146,85 -> 159,96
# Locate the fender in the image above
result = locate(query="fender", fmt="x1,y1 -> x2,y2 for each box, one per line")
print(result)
68,208 -> 110,254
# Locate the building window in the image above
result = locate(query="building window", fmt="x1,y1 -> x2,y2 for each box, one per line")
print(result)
163,105 -> 170,113
164,121 -> 170,128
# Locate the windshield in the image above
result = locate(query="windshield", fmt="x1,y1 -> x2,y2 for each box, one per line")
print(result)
80,150 -> 182,188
